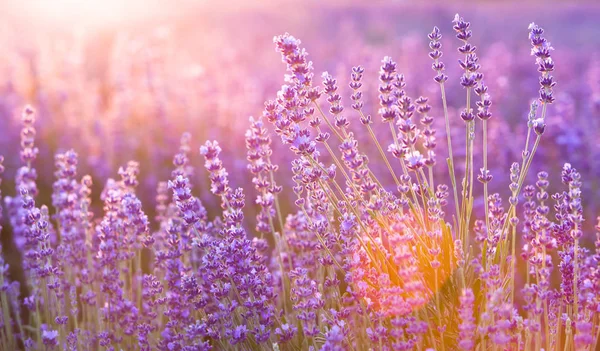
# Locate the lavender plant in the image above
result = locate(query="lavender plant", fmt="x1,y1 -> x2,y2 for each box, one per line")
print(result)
0,15 -> 599,351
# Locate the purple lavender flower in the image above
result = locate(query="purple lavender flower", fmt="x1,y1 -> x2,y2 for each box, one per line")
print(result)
529,23 -> 556,104
42,329 -> 59,348
273,33 -> 316,90
245,116 -> 283,236
200,140 -> 277,347
379,56 -> 399,123
428,26 -> 448,84
453,14 -> 480,91
458,289 -> 476,350
7,106 -> 40,257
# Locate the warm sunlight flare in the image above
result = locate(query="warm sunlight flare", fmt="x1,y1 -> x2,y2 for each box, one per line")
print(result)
4,0 -> 168,28
351,214 -> 457,317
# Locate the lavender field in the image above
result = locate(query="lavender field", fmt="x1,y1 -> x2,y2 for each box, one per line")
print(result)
0,1 -> 599,350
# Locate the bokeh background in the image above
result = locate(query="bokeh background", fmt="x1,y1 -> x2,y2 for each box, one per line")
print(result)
1,0 -> 600,270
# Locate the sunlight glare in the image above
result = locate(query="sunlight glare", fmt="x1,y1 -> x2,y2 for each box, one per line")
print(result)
6,0 -> 171,29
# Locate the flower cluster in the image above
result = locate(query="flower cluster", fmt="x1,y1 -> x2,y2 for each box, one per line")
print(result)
0,16 -> 598,351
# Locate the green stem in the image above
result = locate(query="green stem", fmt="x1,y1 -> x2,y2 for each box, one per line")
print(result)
439,80 -> 460,235
482,119 -> 490,226
461,88 -> 472,248
363,116 -> 401,189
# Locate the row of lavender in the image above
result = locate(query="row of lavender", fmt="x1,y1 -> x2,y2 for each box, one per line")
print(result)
0,11 -> 599,351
